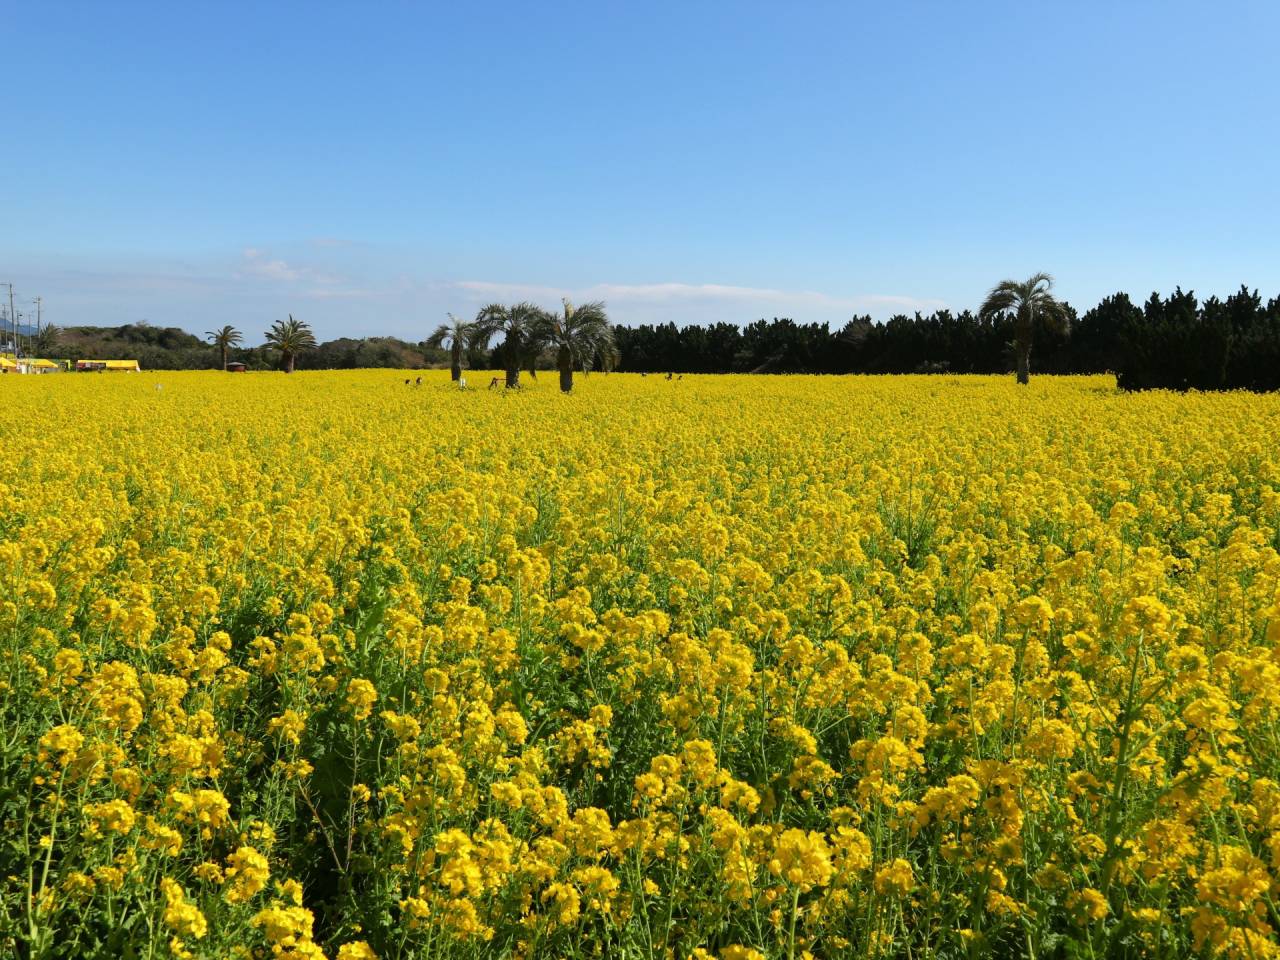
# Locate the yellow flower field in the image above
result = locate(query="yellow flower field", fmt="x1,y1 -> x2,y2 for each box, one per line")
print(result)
2,371 -> 1280,959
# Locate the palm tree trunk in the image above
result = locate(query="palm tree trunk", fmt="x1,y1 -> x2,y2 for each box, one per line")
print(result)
284,351 -> 295,374
558,345 -> 573,392
1016,309 -> 1031,385
451,345 -> 462,381
221,345 -> 228,370
505,336 -> 520,387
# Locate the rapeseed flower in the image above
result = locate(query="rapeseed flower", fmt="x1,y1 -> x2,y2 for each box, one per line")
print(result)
5,371 -> 1280,958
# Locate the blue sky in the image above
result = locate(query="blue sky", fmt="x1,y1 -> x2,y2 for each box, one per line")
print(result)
3,1 -> 1278,341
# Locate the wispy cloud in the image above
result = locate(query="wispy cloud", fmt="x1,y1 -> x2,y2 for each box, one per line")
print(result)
239,248 -> 302,281
237,248 -> 344,287
11,249 -> 946,341
451,279 -> 944,316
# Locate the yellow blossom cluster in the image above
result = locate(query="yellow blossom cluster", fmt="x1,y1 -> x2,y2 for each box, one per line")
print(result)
2,370 -> 1279,959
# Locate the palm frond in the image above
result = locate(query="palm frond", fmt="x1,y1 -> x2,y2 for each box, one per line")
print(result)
264,315 -> 318,352
567,300 -> 608,329
426,323 -> 452,349
979,275 -> 1062,322
206,325 -> 243,347
978,285 -> 1020,321
1025,272 -> 1055,293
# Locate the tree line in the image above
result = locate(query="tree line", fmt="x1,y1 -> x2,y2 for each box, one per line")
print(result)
51,322 -> 438,372
216,302 -> 617,392
614,283 -> 1280,391
42,280 -> 1280,391
428,300 -> 616,390
48,302 -> 618,392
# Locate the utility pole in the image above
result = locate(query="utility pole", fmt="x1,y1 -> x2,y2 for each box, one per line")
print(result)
2,283 -> 14,358
32,297 -> 42,355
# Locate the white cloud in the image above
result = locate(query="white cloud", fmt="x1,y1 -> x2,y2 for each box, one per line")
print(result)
13,248 -> 947,340
237,248 -> 344,287
451,279 -> 944,317
238,248 -> 303,282
301,286 -> 385,300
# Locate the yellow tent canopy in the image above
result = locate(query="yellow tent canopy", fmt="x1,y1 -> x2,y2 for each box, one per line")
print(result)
77,359 -> 141,371
30,359 -> 59,369
0,357 -> 17,369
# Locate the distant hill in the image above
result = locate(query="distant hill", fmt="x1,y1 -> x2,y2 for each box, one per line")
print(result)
55,323 -> 452,371
59,323 -> 212,370
64,323 -> 205,350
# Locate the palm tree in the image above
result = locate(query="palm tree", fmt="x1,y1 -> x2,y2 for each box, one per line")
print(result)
473,302 -> 545,388
536,299 -> 615,392
427,313 -> 478,381
978,273 -> 1069,385
263,314 -> 317,373
206,325 -> 243,370
32,324 -> 61,357
599,339 -> 621,373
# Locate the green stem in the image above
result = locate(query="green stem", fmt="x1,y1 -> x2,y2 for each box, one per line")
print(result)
1100,631 -> 1143,897
787,885 -> 801,960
